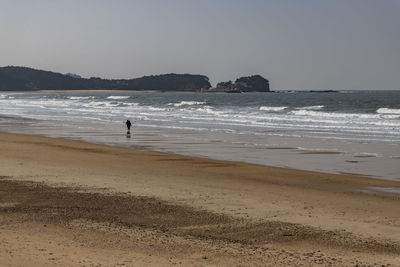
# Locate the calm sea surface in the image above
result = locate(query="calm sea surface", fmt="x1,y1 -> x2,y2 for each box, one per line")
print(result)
1,90 -> 399,183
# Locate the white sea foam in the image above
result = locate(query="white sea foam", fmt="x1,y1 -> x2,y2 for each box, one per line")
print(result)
1,92 -> 400,147
297,147 -> 340,152
0,95 -> 14,99
145,106 -> 167,111
168,101 -> 207,107
259,106 -> 287,112
291,110 -> 381,119
297,105 -> 325,110
106,96 -> 130,100
380,114 -> 400,120
377,108 -> 400,114
195,107 -> 220,114
84,101 -> 120,107
353,152 -> 380,157
69,96 -> 93,100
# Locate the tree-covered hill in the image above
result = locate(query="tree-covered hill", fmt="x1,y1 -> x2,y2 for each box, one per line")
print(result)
0,66 -> 211,91
235,75 -> 270,92
212,75 -> 270,92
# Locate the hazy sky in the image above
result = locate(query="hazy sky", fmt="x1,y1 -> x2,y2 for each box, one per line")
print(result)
1,0 -> 399,90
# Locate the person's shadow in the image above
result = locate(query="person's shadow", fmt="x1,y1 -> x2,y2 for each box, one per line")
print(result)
126,130 -> 131,138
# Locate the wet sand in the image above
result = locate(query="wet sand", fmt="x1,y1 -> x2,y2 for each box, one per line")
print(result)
0,132 -> 400,266
298,151 -> 343,155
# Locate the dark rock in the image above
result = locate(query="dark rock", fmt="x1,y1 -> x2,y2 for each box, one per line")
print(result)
234,75 -> 270,92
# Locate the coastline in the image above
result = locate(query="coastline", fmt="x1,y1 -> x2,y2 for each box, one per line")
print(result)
1,90 -> 399,182
0,89 -> 163,93
0,89 -> 217,93
1,131 -> 400,266
40,89 -> 163,93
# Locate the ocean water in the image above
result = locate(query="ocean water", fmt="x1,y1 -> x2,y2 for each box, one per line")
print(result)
1,90 -> 399,181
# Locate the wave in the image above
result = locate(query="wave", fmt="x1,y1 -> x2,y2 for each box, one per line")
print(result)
297,105 -> 325,110
168,101 -> 207,107
291,110 -> 400,121
381,114 -> 400,120
259,106 -> 287,112
291,110 -> 381,119
143,106 -> 167,111
106,96 -> 131,100
194,106 -> 224,115
377,108 -> 400,114
0,95 -> 15,99
68,96 -> 94,100
84,101 -> 121,107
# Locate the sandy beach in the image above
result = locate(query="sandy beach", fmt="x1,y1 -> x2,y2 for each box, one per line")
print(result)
0,132 -> 399,266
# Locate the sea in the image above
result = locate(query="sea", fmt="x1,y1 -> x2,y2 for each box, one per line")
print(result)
1,90 -> 399,186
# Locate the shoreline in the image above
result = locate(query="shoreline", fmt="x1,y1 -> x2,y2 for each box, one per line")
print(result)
2,131 -> 399,189
0,89 -> 214,93
2,120 -> 399,182
1,131 -> 400,265
1,90 -> 399,182
0,89 -> 163,93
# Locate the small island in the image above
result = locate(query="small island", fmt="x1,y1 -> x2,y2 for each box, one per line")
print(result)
211,75 -> 270,93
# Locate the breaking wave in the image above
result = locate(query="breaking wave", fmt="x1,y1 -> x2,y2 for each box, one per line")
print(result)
297,105 -> 325,110
377,108 -> 400,114
168,101 -> 207,107
106,96 -> 131,100
259,106 -> 288,112
68,96 -> 94,100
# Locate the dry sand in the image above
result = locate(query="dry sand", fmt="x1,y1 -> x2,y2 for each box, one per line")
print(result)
0,132 -> 399,266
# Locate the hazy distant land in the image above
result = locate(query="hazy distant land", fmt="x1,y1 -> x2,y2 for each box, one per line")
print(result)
0,66 -> 270,92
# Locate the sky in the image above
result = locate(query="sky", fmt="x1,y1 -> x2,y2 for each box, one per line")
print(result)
1,0 -> 399,90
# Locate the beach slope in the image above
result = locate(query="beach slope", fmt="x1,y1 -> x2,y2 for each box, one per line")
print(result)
0,132 -> 399,266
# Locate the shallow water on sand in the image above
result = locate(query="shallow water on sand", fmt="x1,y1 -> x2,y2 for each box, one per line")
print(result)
1,114 -> 399,182
0,91 -> 399,181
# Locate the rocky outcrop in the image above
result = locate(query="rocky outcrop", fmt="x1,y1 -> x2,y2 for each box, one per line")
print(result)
234,75 -> 270,92
215,81 -> 233,91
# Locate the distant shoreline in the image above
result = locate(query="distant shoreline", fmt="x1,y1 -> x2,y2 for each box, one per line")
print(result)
40,89 -> 163,93
2,89 -> 397,93
0,66 -> 270,92
0,89 -> 339,93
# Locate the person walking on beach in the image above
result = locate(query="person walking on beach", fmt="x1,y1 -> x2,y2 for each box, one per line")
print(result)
126,119 -> 132,135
